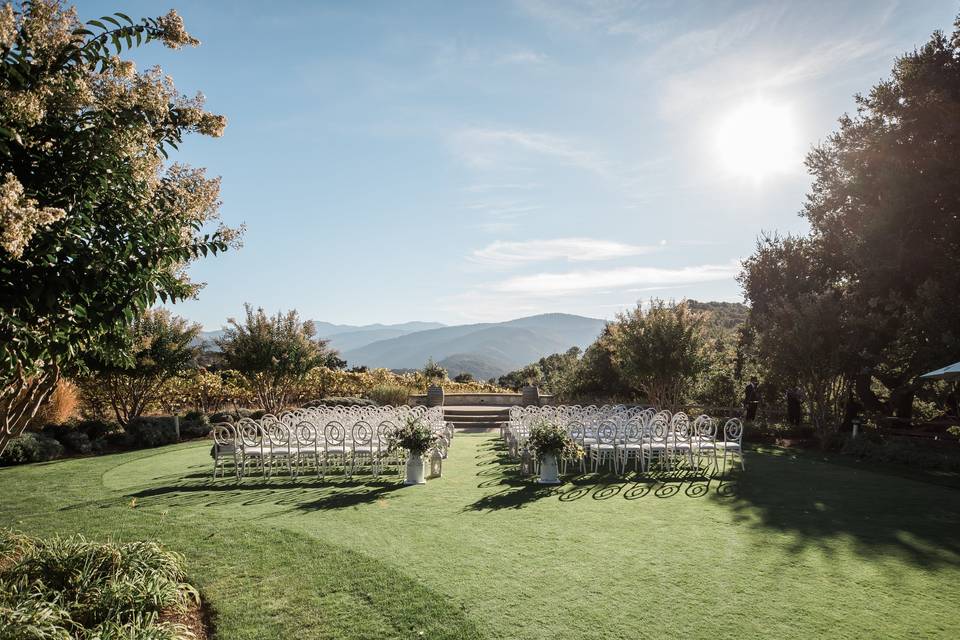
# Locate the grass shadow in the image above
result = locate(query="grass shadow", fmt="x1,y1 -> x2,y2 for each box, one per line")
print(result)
711,448 -> 960,568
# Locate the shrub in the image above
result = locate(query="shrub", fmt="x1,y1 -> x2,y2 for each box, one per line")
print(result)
125,418 -> 178,448
60,430 -> 92,455
366,384 -> 412,406
208,411 -> 235,424
0,433 -> 64,466
73,419 -> 120,441
0,530 -> 200,638
180,415 -> 212,439
303,397 -> 376,408
249,409 -> 267,420
183,409 -> 205,422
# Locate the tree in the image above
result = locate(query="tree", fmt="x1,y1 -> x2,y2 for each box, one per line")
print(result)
453,372 -> 474,383
742,14 -> 960,425
79,309 -> 199,425
0,3 -> 239,452
611,300 -> 709,408
497,347 -> 581,394
216,305 -> 334,414
561,325 -> 633,401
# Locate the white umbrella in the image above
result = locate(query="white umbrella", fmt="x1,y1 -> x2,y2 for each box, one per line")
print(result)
919,361 -> 960,380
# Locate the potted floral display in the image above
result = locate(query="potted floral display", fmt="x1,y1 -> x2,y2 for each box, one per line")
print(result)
526,421 -> 583,484
388,416 -> 441,485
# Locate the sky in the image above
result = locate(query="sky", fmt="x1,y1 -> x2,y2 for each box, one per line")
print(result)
76,0 -> 960,329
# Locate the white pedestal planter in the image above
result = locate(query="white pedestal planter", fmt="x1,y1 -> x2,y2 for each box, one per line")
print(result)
405,453 -> 426,485
538,452 -> 560,484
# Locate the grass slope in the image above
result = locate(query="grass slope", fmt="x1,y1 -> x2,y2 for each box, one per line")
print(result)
1,436 -> 959,639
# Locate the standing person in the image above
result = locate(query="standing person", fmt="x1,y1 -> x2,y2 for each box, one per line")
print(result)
786,386 -> 803,426
743,376 -> 760,422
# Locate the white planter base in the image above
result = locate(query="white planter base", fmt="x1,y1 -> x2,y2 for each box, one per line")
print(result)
538,452 -> 560,484
405,453 -> 426,485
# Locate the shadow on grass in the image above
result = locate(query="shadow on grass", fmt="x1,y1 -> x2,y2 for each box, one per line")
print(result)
78,473 -> 410,514
466,447 -> 738,511
711,447 -> 960,568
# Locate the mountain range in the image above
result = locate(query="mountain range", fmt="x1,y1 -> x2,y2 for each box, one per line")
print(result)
342,313 -> 606,380
197,314 -> 607,380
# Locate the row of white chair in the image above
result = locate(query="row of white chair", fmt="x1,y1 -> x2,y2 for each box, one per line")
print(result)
506,406 -> 744,476
211,406 -> 452,480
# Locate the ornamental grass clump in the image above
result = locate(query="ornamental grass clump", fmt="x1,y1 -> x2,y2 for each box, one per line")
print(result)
0,530 -> 200,639
387,416 -> 440,455
527,421 -> 583,459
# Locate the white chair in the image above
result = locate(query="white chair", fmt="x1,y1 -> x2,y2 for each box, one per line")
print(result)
322,420 -> 347,477
590,419 -> 618,473
718,418 -> 745,472
212,423 -> 240,480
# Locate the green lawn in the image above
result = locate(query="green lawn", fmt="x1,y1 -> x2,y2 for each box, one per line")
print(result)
2,434 -> 959,639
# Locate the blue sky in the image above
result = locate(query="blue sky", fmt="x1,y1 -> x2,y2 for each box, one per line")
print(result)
77,0 -> 960,328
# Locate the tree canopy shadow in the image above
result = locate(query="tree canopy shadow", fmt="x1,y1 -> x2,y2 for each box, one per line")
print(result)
710,448 -> 960,569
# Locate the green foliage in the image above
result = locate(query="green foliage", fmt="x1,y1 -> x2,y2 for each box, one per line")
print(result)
124,417 -> 177,449
611,300 -> 709,407
0,530 -> 199,639
526,421 -> 583,459
452,372 -> 474,383
217,305 -> 336,413
303,397 -> 377,408
386,416 -> 440,455
178,415 -> 211,440
742,15 -> 960,423
79,309 -> 200,426
365,384 -> 412,406
0,432 -> 63,466
0,2 -> 239,451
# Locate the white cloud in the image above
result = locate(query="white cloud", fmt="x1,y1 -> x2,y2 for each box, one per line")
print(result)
471,238 -> 659,266
489,262 -> 739,296
451,127 -> 609,174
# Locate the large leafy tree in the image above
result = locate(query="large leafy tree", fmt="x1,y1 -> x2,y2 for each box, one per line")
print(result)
742,14 -> 960,424
217,305 -> 337,414
610,300 -> 709,408
79,308 -> 199,425
0,2 -> 239,451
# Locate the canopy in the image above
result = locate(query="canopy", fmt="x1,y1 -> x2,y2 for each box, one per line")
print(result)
919,361 -> 960,380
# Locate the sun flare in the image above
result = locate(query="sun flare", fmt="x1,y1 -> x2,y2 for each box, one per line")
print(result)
715,100 -> 798,181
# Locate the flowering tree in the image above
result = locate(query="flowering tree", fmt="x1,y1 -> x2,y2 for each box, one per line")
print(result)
0,2 -> 240,452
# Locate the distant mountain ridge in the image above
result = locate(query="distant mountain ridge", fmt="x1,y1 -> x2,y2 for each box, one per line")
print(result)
195,320 -> 446,352
343,313 -> 607,379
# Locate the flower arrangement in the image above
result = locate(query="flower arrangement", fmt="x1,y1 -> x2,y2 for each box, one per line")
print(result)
527,421 -> 583,459
387,416 -> 441,455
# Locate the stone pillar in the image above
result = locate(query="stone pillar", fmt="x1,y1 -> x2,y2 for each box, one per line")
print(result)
521,384 -> 540,407
426,384 -> 445,407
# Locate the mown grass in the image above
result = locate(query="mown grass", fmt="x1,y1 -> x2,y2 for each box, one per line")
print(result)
1,434 -> 959,639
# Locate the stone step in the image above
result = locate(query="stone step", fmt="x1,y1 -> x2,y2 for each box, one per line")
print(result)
443,413 -> 506,423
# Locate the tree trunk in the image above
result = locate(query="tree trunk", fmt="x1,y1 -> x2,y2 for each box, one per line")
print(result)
0,365 -> 60,455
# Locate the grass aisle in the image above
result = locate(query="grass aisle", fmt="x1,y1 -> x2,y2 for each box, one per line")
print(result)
2,433 -> 959,639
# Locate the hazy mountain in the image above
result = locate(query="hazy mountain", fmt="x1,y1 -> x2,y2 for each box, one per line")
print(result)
195,320 -> 445,351
343,313 -> 607,379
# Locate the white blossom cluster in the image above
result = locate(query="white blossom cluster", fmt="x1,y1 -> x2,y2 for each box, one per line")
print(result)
0,173 -> 65,259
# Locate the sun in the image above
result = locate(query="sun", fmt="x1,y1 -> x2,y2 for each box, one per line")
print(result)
715,99 -> 799,181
